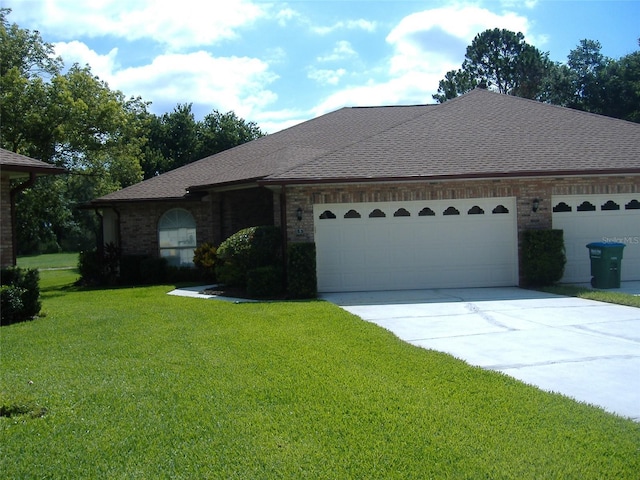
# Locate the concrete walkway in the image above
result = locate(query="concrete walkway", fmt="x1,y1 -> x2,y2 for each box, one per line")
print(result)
322,284 -> 640,421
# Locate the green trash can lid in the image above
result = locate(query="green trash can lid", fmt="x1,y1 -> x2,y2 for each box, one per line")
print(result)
586,242 -> 626,248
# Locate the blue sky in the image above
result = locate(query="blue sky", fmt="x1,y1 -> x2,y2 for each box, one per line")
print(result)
7,0 -> 640,133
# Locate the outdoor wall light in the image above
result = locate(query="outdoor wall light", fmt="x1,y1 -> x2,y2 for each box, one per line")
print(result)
296,207 -> 303,221
532,198 -> 540,212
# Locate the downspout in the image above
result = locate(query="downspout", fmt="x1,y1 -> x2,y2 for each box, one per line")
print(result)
94,209 -> 104,257
9,172 -> 37,265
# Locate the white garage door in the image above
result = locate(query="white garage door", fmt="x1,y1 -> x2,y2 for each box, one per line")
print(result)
552,194 -> 640,283
314,198 -> 518,292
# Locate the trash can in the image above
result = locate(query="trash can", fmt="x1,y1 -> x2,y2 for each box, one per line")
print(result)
586,242 -> 625,289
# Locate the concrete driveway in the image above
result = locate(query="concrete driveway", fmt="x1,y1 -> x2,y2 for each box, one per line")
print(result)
322,285 -> 640,421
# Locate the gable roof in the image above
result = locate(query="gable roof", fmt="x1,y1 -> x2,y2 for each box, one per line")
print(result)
92,89 -> 640,205
0,148 -> 66,178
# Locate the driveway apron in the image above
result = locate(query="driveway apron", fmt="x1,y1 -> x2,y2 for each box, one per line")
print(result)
322,287 -> 640,421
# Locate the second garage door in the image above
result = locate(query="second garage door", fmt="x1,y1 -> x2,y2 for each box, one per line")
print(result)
552,193 -> 640,283
314,197 -> 518,292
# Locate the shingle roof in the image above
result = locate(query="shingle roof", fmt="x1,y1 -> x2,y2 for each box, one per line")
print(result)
92,89 -> 640,204
0,148 -> 65,176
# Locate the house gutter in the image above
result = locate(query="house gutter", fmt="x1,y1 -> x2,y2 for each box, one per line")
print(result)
279,185 -> 288,292
257,168 -> 640,187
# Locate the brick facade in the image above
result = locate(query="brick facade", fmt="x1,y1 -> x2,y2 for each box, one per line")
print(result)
1,174 -> 14,267
108,187 -> 275,257
283,175 -> 640,243
281,175 -> 640,285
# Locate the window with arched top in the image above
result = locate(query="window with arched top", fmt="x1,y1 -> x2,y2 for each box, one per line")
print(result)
158,208 -> 197,267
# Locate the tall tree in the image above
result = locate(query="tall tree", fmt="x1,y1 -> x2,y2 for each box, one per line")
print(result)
565,39 -> 609,113
1,9 -> 148,252
197,110 -> 263,159
433,28 -> 550,102
601,46 -> 640,122
142,105 -> 264,178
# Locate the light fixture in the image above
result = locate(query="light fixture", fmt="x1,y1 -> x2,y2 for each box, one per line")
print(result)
532,198 -> 540,212
296,207 -> 303,221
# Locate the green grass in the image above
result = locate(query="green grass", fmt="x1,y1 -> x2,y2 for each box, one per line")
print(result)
1,269 -> 639,478
17,252 -> 79,270
541,284 -> 640,308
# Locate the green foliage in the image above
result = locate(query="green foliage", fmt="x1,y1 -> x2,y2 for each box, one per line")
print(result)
246,266 -> 283,298
78,243 -> 120,285
433,28 -> 550,102
0,266 -> 41,325
1,280 -> 639,478
142,104 -> 264,178
287,242 -> 317,299
216,226 -> 281,288
522,229 -> 567,286
193,242 -> 217,281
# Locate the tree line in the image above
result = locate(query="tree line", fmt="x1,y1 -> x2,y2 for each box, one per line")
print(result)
433,28 -> 640,123
1,9 -> 264,254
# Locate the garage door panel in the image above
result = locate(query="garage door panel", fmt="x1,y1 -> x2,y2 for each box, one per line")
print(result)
314,198 -> 518,292
552,194 -> 640,283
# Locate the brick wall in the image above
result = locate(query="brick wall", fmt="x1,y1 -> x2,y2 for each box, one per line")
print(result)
0,174 -> 14,267
283,175 -> 639,285
110,187 -> 276,258
116,200 -> 215,257
283,176 -> 640,244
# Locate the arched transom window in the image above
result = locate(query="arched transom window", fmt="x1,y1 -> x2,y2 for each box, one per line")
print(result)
158,208 -> 197,267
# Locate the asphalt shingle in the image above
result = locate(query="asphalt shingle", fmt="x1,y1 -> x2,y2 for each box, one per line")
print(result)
92,89 -> 640,204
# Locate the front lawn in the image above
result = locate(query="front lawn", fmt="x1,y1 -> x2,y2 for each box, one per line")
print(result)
1,270 -> 639,478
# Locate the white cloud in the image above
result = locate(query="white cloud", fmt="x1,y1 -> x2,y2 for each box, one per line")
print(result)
54,41 -> 120,82
52,42 -> 278,120
312,19 -> 377,35
115,52 -> 278,118
14,0 -> 266,50
275,7 -> 300,27
307,67 -> 347,86
317,41 -> 357,62
385,5 -> 532,79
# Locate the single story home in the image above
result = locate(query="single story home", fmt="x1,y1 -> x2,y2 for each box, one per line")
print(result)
0,148 -> 66,268
89,89 -> 640,292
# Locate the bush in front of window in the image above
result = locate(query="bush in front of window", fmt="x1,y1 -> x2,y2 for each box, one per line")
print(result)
216,226 -> 281,289
193,242 -> 217,281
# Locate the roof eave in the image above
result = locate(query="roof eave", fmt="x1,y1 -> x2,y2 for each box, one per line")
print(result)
1,164 -> 67,176
259,168 -> 640,186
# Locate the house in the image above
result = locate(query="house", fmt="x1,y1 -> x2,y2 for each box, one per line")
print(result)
89,89 -> 640,292
0,148 -> 66,268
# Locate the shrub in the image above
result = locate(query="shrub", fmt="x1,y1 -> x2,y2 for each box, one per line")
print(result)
216,226 -> 281,288
522,229 -> 566,286
287,243 -> 317,299
1,285 -> 25,325
78,243 -> 121,285
140,257 -> 168,284
247,266 -> 284,298
1,267 -> 41,325
119,255 -> 149,285
193,242 -> 217,281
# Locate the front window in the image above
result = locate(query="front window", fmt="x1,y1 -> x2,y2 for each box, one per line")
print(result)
158,208 -> 196,267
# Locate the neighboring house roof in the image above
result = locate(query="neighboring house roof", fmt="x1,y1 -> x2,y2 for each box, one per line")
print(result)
92,89 -> 640,205
0,148 -> 66,178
